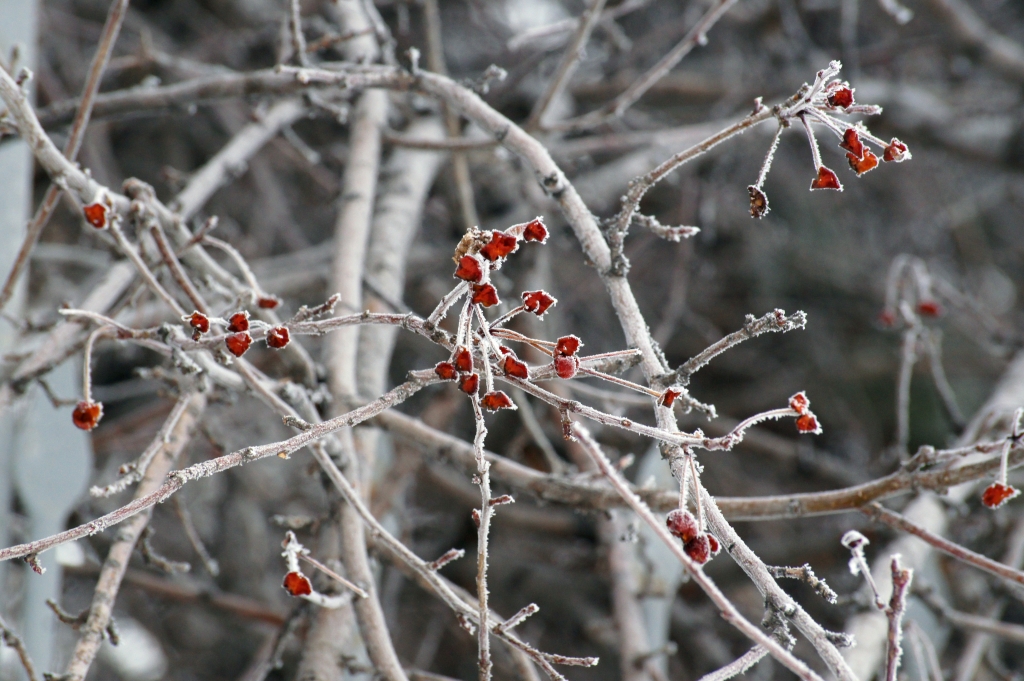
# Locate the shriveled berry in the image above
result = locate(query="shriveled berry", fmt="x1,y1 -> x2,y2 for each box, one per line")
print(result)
882,138 -> 910,163
684,534 -> 712,564
982,483 -> 1020,509
847,150 -> 879,176
72,400 -> 103,431
707,534 -> 721,556
748,186 -> 769,219
522,218 -> 549,243
226,332 -> 253,357
554,354 -> 579,380
666,509 -> 699,543
796,413 -> 820,434
282,571 -> 312,596
660,389 -> 682,408
228,311 -> 250,333
522,290 -> 556,316
555,335 -> 582,356
839,128 -> 865,159
479,232 -> 519,261
499,346 -> 513,355
471,283 -> 500,307
188,311 -> 210,334
257,296 -> 281,309
503,355 -> 530,380
435,361 -> 458,380
827,86 -> 854,108
917,300 -> 943,317
267,326 -> 290,349
83,203 -> 108,229
788,392 -> 809,414
454,255 -> 484,283
459,373 -> 480,395
810,166 -> 842,191
454,346 -> 473,373
481,391 -> 515,411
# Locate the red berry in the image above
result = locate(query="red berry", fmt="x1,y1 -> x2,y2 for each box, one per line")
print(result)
660,389 -> 681,408
839,128 -> 864,159
796,413 -> 820,434
83,203 -> 108,229
454,255 -> 484,283
282,571 -> 312,596
522,218 -> 548,243
453,346 -> 473,373
684,534 -> 712,564
471,283 -> 500,307
748,185 -> 769,219
788,392 -> 809,414
459,373 -> 480,395
555,335 -> 581,356
666,509 -> 699,543
481,391 -> 515,411
72,400 -> 103,431
827,86 -> 854,108
228,311 -> 250,333
522,290 -> 556,316
267,326 -> 290,349
499,346 -> 513,355
503,355 -> 530,380
554,354 -> 579,379
257,296 -> 281,309
883,138 -> 909,163
982,483 -> 1020,509
878,309 -> 897,327
917,300 -> 943,317
847,150 -> 879,176
225,332 -> 252,357
189,311 -> 210,334
479,232 -> 519,261
435,362 -> 458,381
707,534 -> 720,556
810,166 -> 842,191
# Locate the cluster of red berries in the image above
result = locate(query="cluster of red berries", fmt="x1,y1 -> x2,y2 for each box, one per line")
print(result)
553,335 -> 581,380
434,347 -> 515,412
186,309 -> 290,356
666,509 -> 721,565
453,219 -> 549,302
789,392 -> 822,434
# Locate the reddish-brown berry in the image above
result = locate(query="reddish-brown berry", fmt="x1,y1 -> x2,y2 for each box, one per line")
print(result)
707,534 -> 721,556
522,290 -> 556,316
748,186 -> 769,219
72,400 -> 103,431
684,534 -> 712,564
479,232 -> 519,261
810,166 -> 842,191
454,255 -> 484,283
267,326 -> 290,349
554,354 -> 579,379
228,311 -> 250,333
282,571 -> 312,596
666,509 -> 699,543
481,391 -> 515,411
847,150 -> 879,176
839,128 -> 865,159
189,311 -> 210,334
257,296 -> 281,309
435,362 -> 458,381
789,392 -> 809,414
225,332 -> 253,357
503,355 -> 530,380
917,300 -> 943,317
796,413 -> 820,434
83,203 -> 108,229
555,335 -> 582,356
882,138 -> 910,163
827,86 -> 854,108
660,389 -> 682,408
982,483 -> 1020,509
459,373 -> 480,395
454,346 -> 473,373
522,218 -> 549,243
471,283 -> 500,307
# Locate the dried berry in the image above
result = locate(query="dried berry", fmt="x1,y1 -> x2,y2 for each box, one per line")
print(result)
503,355 -> 530,380
479,231 -> 519,261
454,346 -> 473,373
707,534 -> 721,556
878,309 -> 897,327
188,311 -> 210,337
847,150 -> 879,176
660,389 -> 682,408
471,283 -> 500,307
83,203 -> 108,229
454,255 -> 484,283
810,166 -> 842,191
827,86 -> 854,108
789,392 -> 809,414
748,185 -> 769,219
481,390 -> 515,411
282,571 -> 312,596
522,218 -> 549,243
522,290 -> 557,316
435,362 -> 458,381
72,400 -> 103,431
796,413 -> 820,434
666,509 -> 699,543
459,373 -> 480,395
554,354 -> 579,380
839,128 -> 865,159
982,483 -> 1020,509
257,296 -> 281,309
225,332 -> 253,357
228,311 -> 250,333
917,300 -> 943,317
882,138 -> 910,163
684,534 -> 712,564
267,326 -> 290,349
555,335 -> 582,356
499,346 -> 513,355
